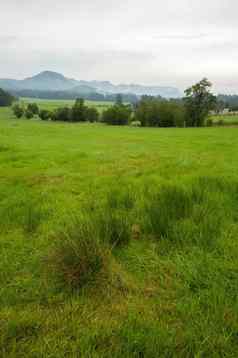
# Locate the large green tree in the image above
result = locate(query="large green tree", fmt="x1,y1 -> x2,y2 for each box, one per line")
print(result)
184,78 -> 216,127
135,96 -> 185,127
71,98 -> 87,122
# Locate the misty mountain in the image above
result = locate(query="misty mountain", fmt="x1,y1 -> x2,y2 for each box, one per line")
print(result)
77,80 -> 181,98
0,71 -> 78,92
0,71 -> 181,98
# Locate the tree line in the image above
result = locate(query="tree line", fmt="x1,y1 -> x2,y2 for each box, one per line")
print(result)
9,78 -> 216,127
217,94 -> 238,112
12,99 -> 100,122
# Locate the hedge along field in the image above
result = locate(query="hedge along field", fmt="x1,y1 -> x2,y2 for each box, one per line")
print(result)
1,106 -> 238,357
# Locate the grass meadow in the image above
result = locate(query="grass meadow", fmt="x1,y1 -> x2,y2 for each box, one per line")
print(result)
211,113 -> 238,125
21,97 -> 113,113
1,104 -> 238,357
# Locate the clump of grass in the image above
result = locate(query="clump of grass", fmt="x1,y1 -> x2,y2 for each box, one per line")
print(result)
0,190 -> 46,234
97,208 -> 131,248
48,218 -> 109,290
2,314 -> 41,347
84,184 -> 135,248
22,200 -> 44,234
106,184 -> 135,210
140,177 -> 232,250
142,183 -> 192,238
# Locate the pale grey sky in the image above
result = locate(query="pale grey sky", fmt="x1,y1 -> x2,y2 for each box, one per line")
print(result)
1,0 -> 238,93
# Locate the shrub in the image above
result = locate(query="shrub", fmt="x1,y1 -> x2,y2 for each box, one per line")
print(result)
102,104 -> 132,125
12,103 -> 24,118
52,107 -> 71,122
39,109 -> 51,121
217,119 -> 224,126
27,103 -> 39,115
86,107 -> 100,122
48,219 -> 109,289
206,118 -> 213,126
25,109 -> 34,119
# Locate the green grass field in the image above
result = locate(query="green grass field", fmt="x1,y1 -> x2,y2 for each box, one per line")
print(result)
211,114 -> 238,125
1,105 -> 238,357
21,97 -> 113,113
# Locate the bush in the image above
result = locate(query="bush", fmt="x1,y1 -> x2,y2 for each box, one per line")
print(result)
48,219 -> 109,289
86,107 -> 100,122
12,104 -> 24,118
206,118 -> 213,126
217,119 -> 224,126
102,104 -> 132,125
52,107 -> 71,122
25,109 -> 34,119
27,103 -> 39,115
39,109 -> 51,121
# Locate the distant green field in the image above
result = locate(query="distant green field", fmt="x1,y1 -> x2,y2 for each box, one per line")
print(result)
21,97 -> 114,112
1,105 -> 238,357
210,113 -> 238,125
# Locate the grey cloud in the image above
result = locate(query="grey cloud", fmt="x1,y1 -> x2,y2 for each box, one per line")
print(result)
1,0 -> 238,92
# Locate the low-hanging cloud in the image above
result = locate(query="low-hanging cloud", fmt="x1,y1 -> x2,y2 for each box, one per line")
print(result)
1,0 -> 238,92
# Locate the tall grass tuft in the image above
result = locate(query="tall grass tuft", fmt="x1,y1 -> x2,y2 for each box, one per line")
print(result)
142,183 -> 192,238
140,177 -> 232,250
97,208 -> 131,248
48,217 -> 109,290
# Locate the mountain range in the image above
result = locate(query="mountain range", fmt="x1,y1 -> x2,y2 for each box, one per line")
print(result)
0,71 -> 181,98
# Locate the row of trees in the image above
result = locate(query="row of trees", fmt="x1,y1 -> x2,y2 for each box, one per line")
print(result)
134,97 -> 185,127
217,94 -> 238,112
11,79 -> 216,127
101,79 -> 216,127
12,99 -> 100,122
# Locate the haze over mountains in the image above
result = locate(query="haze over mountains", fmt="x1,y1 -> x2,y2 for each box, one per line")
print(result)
0,71 -> 181,99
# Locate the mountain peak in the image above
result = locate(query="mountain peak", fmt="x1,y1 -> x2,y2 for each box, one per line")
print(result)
25,71 -> 66,81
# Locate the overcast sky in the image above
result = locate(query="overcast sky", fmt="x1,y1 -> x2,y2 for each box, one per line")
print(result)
1,0 -> 238,93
